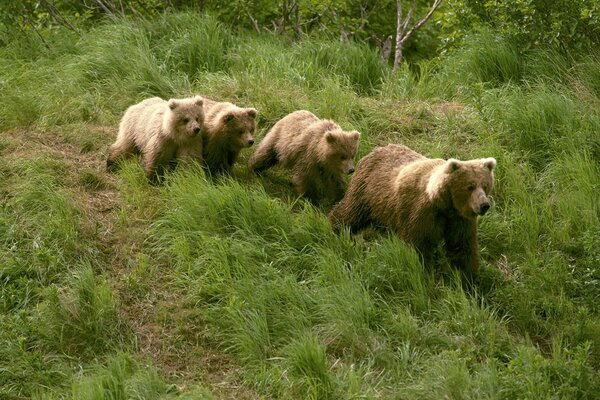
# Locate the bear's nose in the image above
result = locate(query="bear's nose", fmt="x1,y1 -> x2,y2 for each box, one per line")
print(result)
193,127 -> 201,134
348,167 -> 355,174
248,139 -> 254,145
479,202 -> 490,215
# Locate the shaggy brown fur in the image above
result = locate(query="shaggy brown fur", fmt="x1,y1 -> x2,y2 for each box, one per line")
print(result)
248,110 -> 360,204
328,144 -> 496,273
201,97 -> 257,176
107,96 -> 204,182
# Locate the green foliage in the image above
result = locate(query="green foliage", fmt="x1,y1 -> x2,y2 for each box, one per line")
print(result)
448,0 -> 600,52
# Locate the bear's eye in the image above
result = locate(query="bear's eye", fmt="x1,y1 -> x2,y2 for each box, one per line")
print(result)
182,118 -> 189,124
467,184 -> 475,191
340,155 -> 347,161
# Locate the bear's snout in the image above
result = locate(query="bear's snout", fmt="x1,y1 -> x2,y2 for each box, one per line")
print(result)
193,127 -> 201,135
248,138 -> 255,146
479,202 -> 490,215
348,167 -> 355,174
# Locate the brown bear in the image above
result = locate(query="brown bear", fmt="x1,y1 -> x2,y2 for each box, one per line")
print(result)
328,144 -> 496,273
201,97 -> 257,176
248,110 -> 360,204
106,96 -> 204,182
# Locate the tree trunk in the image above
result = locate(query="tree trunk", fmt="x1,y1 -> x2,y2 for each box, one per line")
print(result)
393,0 -> 443,72
393,0 -> 404,70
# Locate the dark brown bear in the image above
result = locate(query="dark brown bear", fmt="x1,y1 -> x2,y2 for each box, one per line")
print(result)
328,144 -> 496,273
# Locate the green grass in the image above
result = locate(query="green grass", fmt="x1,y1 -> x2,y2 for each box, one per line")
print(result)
1,11 -> 599,399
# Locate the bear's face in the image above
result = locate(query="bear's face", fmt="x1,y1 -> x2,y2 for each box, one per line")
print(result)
222,108 -> 257,149
322,130 -> 360,175
446,158 -> 496,219
168,96 -> 204,139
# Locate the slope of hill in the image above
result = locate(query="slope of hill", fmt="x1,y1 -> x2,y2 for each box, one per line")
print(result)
1,13 -> 599,399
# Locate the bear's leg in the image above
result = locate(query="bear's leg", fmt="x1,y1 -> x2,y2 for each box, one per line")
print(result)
107,135 -> 137,172
292,172 -> 323,205
225,150 -> 239,175
141,151 -> 161,184
142,146 -> 174,185
329,175 -> 347,203
303,186 -> 322,205
248,141 -> 278,173
291,173 -> 308,197
175,137 -> 203,167
327,195 -> 372,233
444,218 -> 480,273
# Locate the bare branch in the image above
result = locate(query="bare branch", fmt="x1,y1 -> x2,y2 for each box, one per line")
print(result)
394,0 -> 404,71
402,0 -> 416,33
22,15 -> 51,50
400,0 -> 443,45
394,0 -> 443,71
39,0 -> 80,35
241,4 -> 261,34
93,0 -> 116,17
397,0 -> 403,34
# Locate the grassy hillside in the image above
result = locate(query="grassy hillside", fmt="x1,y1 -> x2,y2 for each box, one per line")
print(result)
1,12 -> 599,399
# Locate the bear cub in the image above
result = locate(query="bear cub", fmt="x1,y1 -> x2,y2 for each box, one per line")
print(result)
107,96 -> 204,182
249,110 -> 360,204
328,144 -> 496,273
201,97 -> 257,176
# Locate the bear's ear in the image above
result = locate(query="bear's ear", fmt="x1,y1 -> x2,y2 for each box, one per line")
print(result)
325,131 -> 337,144
483,157 -> 497,171
193,96 -> 204,106
223,113 -> 235,123
168,99 -> 179,110
246,108 -> 258,119
445,158 -> 461,173
349,130 -> 360,141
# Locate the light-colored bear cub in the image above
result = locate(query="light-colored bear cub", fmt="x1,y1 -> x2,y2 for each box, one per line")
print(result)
249,110 -> 360,204
107,96 -> 204,182
201,97 -> 257,177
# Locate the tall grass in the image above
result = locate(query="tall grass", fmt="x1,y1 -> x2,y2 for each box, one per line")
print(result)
0,153 -> 134,397
148,167 -> 600,397
36,263 -> 131,357
70,354 -> 175,400
149,13 -> 234,76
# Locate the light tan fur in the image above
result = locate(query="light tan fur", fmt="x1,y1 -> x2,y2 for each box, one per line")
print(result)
328,144 -> 496,273
201,97 -> 257,176
248,110 -> 360,204
107,96 -> 204,182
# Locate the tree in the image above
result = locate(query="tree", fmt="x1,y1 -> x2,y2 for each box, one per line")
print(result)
451,0 -> 600,52
393,0 -> 443,71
